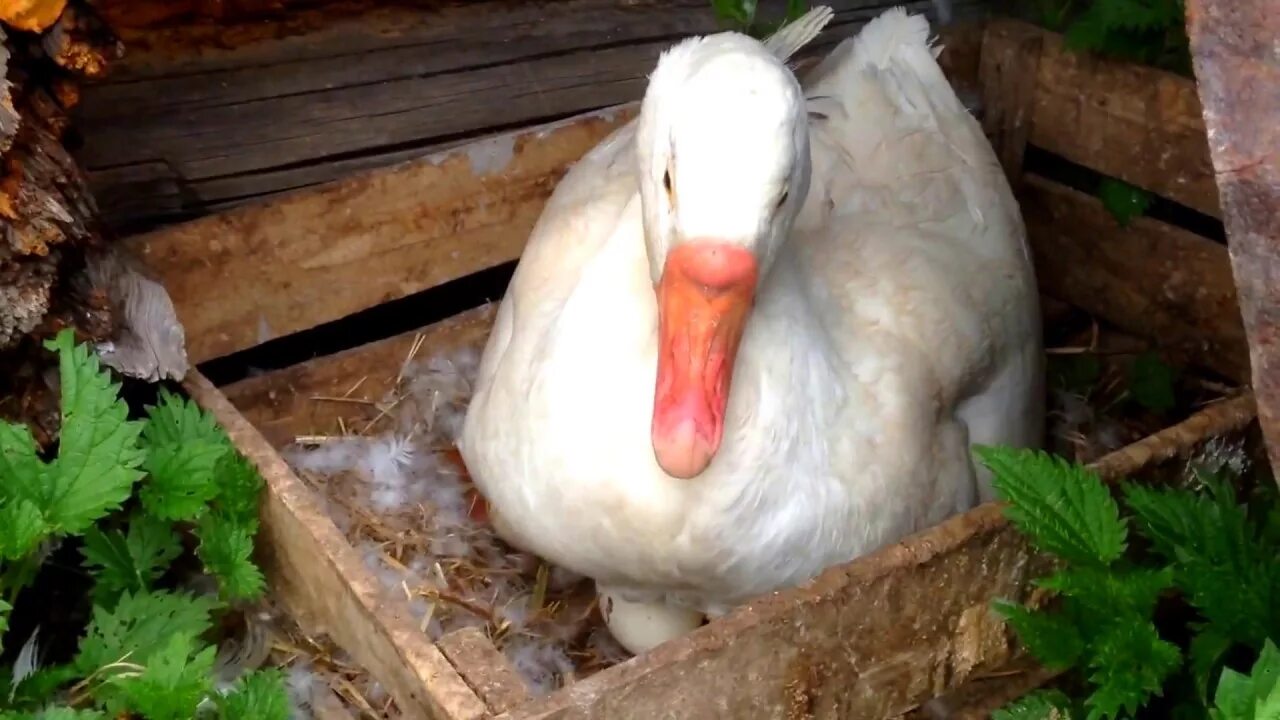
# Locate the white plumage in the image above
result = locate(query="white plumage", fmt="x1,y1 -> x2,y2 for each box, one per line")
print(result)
460,7 -> 1043,653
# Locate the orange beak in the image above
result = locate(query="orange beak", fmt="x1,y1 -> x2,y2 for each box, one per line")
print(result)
652,242 -> 758,479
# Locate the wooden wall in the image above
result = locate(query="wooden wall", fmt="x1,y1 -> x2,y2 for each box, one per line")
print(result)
71,0 -> 987,234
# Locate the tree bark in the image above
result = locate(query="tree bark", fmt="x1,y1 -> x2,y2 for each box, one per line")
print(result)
0,0 -> 124,445
1186,0 -> 1280,481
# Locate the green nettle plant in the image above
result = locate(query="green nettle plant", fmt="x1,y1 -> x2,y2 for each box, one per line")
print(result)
978,444 -> 1280,720
0,330 -> 290,719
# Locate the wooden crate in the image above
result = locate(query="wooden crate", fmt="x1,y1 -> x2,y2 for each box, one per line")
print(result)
112,16 -> 1257,720
72,0 -> 989,234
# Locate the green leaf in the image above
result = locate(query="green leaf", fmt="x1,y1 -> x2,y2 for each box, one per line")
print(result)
102,633 -> 215,720
1084,619 -> 1182,720
0,421 -> 43,506
4,664 -> 79,708
1210,641 -> 1280,720
41,330 -> 146,534
211,451 -> 264,530
140,441 -> 230,522
976,445 -> 1128,566
1214,668 -> 1256,720
81,513 -> 182,606
75,589 -> 221,677
1098,177 -> 1153,227
1123,481 -> 1277,644
195,511 -> 266,602
1037,565 -> 1173,626
0,499 -> 48,561
784,0 -> 809,22
1189,627 -> 1236,703
994,689 -> 1077,719
993,600 -> 1086,670
1064,6 -> 1111,52
1253,641 -> 1280,720
1129,352 -> 1177,413
711,0 -> 757,28
138,388 -> 238,521
141,388 -> 232,449
215,668 -> 292,720
0,598 -> 10,652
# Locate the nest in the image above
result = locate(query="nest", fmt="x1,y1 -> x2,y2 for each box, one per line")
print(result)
268,301 -> 1243,716
280,339 -> 627,712
1042,303 -> 1238,465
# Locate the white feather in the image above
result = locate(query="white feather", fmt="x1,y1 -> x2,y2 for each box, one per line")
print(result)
10,627 -> 39,699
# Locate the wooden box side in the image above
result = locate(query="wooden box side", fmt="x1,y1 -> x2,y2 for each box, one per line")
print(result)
220,300 -> 1256,718
184,371 -> 489,720
979,19 -> 1247,381
495,395 -> 1256,719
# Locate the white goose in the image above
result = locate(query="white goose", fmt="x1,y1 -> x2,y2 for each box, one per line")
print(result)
459,6 -> 1043,654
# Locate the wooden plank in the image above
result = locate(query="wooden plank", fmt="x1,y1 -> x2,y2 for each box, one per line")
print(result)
983,19 -> 1221,218
1186,0 -> 1280,481
1020,173 -> 1249,381
125,20 -> 986,368
437,627 -> 533,715
977,19 -> 1043,183
125,103 -> 627,366
76,0 -> 980,231
493,396 -> 1256,720
184,371 -> 488,720
224,304 -> 497,445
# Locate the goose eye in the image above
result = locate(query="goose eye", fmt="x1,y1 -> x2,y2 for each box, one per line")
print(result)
663,170 -> 673,195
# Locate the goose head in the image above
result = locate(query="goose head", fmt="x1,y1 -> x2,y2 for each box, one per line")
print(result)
635,33 -> 811,479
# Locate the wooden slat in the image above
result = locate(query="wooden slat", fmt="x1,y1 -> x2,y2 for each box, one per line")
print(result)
76,0 -> 979,231
184,371 -> 487,720
125,103 -> 626,366
494,396 -> 1256,720
127,21 -> 985,368
437,628 -> 533,715
983,20 -> 1221,218
978,19 -> 1043,183
1021,173 -> 1248,381
1186,0 -> 1280,481
224,304 -> 497,445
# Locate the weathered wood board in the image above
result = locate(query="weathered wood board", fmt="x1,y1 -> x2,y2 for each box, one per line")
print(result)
1020,174 -> 1247,381
124,109 -> 630,365
76,0 -> 984,232
983,19 -> 1221,218
1186,0 -> 1280,479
